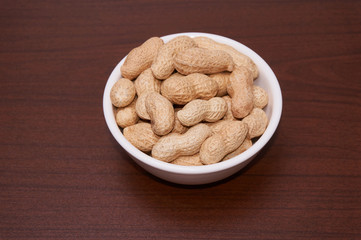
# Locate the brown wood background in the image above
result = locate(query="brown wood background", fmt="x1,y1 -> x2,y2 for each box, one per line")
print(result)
1,0 -> 361,239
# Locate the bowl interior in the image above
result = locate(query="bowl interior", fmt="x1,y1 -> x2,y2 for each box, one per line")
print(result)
103,32 -> 282,175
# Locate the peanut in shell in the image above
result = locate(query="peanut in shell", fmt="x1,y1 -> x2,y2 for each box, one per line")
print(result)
174,47 -> 234,75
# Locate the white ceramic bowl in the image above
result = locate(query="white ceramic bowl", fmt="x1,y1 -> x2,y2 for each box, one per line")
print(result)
103,32 -> 282,185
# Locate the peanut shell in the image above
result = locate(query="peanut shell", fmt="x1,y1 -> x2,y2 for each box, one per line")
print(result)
171,154 -> 203,166
123,122 -> 160,152
194,36 -> 258,79
145,92 -> 175,136
253,85 -> 268,109
134,68 -> 161,96
177,97 -> 227,127
223,138 -> 252,161
242,108 -> 268,139
110,78 -> 136,108
152,124 -> 212,162
115,97 -> 139,128
174,47 -> 234,75
200,121 -> 248,165
151,36 -> 197,79
210,72 -> 230,97
161,73 -> 218,105
121,37 -> 163,80
227,66 -> 253,118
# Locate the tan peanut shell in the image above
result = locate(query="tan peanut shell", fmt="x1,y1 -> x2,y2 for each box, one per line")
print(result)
172,108 -> 189,134
222,96 -> 236,120
134,68 -> 161,96
223,138 -> 252,161
151,124 -> 212,162
161,73 -> 218,105
209,72 -> 230,97
135,92 -> 151,120
115,97 -> 139,128
174,47 -> 234,75
110,78 -> 136,108
171,153 -> 202,166
253,85 -> 268,109
242,108 -> 268,139
145,92 -> 175,136
200,121 -> 248,165
121,37 -> 163,80
134,69 -> 161,120
193,36 -> 258,79
204,119 -> 253,161
206,120 -> 240,136
227,66 -> 254,118
123,122 -> 160,152
177,97 -> 227,127
151,36 -> 197,79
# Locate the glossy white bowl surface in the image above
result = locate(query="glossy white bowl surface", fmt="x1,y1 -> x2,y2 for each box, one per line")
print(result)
103,32 -> 282,185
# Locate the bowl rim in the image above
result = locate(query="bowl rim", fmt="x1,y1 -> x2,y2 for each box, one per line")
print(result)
103,32 -> 282,175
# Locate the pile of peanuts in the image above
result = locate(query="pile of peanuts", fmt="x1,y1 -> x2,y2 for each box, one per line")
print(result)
110,35 -> 268,166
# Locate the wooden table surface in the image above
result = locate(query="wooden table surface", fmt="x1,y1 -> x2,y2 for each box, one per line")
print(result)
1,1 -> 361,239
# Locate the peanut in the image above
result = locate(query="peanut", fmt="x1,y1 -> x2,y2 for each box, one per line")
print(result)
161,73 -> 218,105
171,153 -> 202,166
152,124 -> 212,162
121,37 -> 163,80
206,119 -> 235,134
227,66 -> 253,118
145,92 -> 175,136
177,97 -> 227,127
242,108 -> 268,139
174,47 -> 234,75
110,78 -> 136,108
115,97 -> 139,128
172,108 -> 189,134
134,68 -> 161,96
151,36 -> 197,79
209,72 -> 230,97
135,92 -> 151,120
253,85 -> 268,109
194,36 -> 258,79
123,122 -> 160,152
223,138 -> 252,161
134,68 -> 161,120
200,121 -> 248,165
222,96 -> 236,120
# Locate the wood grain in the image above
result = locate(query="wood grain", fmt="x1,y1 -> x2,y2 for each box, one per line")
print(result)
1,0 -> 361,239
